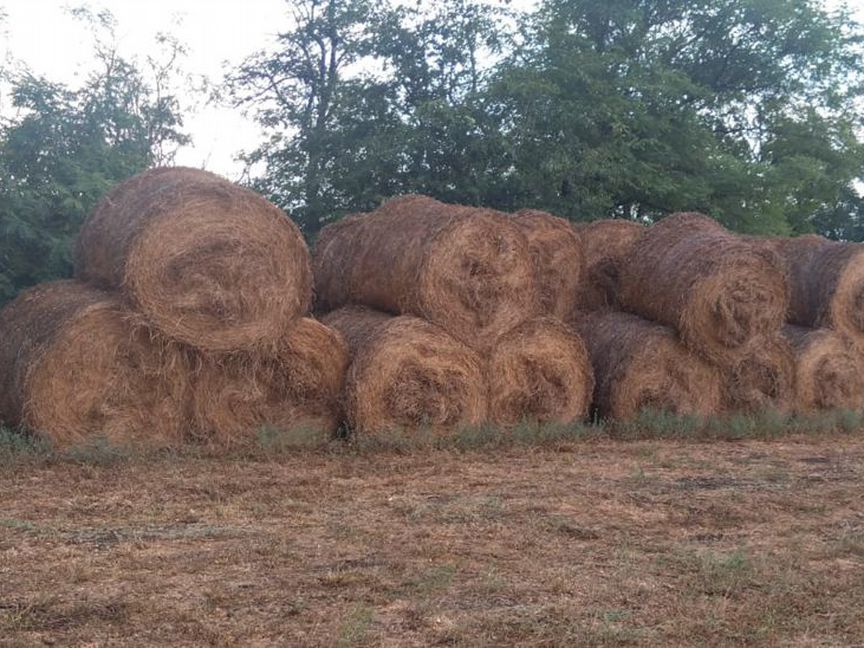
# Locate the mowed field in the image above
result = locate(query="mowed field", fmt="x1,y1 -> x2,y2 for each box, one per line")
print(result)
1,432 -> 863,647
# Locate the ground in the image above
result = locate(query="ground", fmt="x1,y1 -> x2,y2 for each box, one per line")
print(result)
1,433 -> 863,646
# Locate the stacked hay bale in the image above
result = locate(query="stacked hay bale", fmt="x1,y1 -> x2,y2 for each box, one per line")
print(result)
0,167 -> 346,449
313,195 -> 595,435
574,219 -> 645,311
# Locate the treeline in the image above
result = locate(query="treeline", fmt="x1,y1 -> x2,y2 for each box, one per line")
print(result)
1,0 -> 864,305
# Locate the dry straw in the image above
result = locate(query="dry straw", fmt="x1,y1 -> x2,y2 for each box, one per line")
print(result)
782,325 -> 864,412
314,195 -> 540,352
189,317 -> 348,447
717,335 -> 795,413
772,235 -> 864,348
75,167 -> 312,352
323,306 -> 487,435
487,317 -> 594,425
512,209 -> 584,319
0,280 -> 187,449
574,311 -> 722,419
574,218 -> 644,311
619,212 -> 788,362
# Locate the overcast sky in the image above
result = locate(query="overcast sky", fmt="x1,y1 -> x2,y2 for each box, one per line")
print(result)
1,0 -> 862,181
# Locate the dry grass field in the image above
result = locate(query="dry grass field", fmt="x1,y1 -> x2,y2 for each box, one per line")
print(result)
1,423 -> 863,646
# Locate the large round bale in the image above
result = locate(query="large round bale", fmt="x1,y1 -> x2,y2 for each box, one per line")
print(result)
322,306 -> 487,435
772,235 -> 864,347
512,209 -> 584,319
75,167 -> 312,352
190,318 -> 348,447
782,325 -> 864,412
574,219 -> 644,311
313,194 -> 540,351
574,311 -> 722,420
718,336 -> 795,413
618,212 -> 788,362
487,317 -> 594,425
0,280 -> 187,449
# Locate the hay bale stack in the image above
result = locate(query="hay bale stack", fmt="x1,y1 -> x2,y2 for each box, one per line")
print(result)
782,325 -> 864,412
574,219 -> 644,311
772,235 -> 864,347
574,311 -> 722,419
0,280 -> 187,449
487,317 -> 594,425
323,306 -> 487,435
717,336 -> 795,413
314,195 -> 540,351
189,318 -> 348,446
512,209 -> 584,319
619,212 -> 788,362
74,167 -> 312,352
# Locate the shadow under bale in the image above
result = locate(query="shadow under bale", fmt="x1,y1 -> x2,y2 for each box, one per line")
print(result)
0,280 -> 187,450
75,167 -> 312,352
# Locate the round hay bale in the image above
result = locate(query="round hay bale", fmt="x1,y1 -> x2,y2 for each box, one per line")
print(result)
313,194 -> 540,352
189,317 -> 348,446
782,325 -> 864,412
618,212 -> 788,362
717,335 -> 795,413
0,280 -> 187,449
512,209 -> 584,319
74,167 -> 312,352
487,317 -> 594,425
771,235 -> 864,347
574,311 -> 722,420
574,219 -> 644,311
322,306 -> 487,435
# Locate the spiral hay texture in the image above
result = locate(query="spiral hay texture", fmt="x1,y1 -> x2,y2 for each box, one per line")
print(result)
74,167 -> 312,352
575,311 -> 722,420
772,235 -> 864,348
512,210 -> 584,319
574,219 -> 644,311
717,336 -> 795,413
783,325 -> 864,412
0,281 -> 187,449
323,306 -> 487,435
619,212 -> 788,362
488,317 -> 594,425
314,195 -> 540,351
189,318 -> 348,446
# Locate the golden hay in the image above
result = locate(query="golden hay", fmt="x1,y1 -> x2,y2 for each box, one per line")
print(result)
717,335 -> 795,413
0,280 -> 187,449
618,212 -> 788,362
573,218 -> 645,311
314,195 -> 540,352
487,317 -> 594,425
782,325 -> 864,412
771,235 -> 864,348
512,209 -> 584,319
75,167 -> 312,352
574,311 -> 722,420
189,318 -> 348,446
323,306 -> 487,435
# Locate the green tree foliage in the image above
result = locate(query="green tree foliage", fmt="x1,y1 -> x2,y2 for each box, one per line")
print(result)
230,0 -> 864,238
0,9 -> 190,305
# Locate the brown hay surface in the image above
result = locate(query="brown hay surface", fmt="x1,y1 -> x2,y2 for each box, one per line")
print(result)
488,317 -> 594,425
314,195 -> 540,352
618,212 -> 788,362
772,235 -> 864,347
0,280 -> 187,449
574,311 -> 722,420
512,209 -> 584,319
323,306 -> 487,435
717,335 -> 795,413
574,219 -> 645,311
782,325 -> 864,412
75,167 -> 312,352
189,317 -> 348,446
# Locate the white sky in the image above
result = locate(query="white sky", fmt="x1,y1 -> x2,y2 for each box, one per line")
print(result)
0,0 -> 862,181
